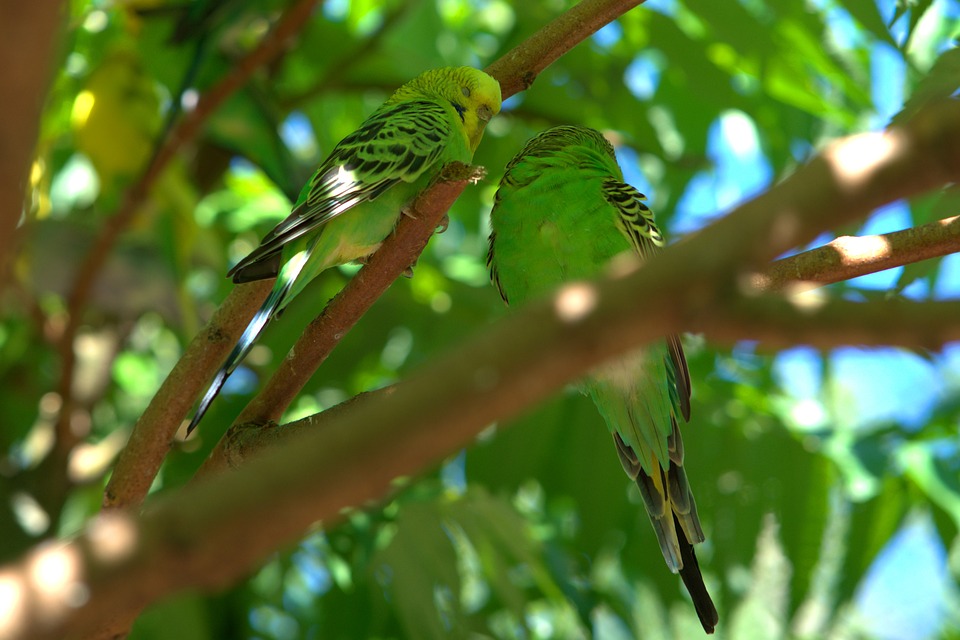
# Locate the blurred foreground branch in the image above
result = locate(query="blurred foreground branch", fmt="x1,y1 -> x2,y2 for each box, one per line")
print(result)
0,2 -> 63,283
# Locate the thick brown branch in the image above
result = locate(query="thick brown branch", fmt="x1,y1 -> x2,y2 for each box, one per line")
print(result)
698,296 -> 960,348
759,215 -> 960,290
2,293 -> 958,639
0,0 -> 69,525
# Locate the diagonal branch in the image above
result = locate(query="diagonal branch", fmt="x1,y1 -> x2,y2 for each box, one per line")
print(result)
103,280 -> 272,509
8,299 -> 960,640
485,0 -> 646,97
229,164 -> 482,429
759,214 -> 960,291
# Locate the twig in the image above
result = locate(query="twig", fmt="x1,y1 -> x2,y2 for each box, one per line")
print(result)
758,215 -> 960,291
280,3 -> 411,109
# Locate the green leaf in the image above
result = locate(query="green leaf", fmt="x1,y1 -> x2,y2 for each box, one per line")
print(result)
839,0 -> 900,48
890,47 -> 960,127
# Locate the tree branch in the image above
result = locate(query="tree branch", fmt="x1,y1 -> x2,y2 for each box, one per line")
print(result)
759,214 -> 960,291
0,1 -> 63,285
6,99 -> 960,640
485,0 -> 646,97
7,299 -> 960,640
229,164 -> 481,429
0,0 -> 69,530
103,280 -> 272,509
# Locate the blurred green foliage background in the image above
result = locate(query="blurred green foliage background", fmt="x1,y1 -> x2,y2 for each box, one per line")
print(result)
5,0 -> 960,638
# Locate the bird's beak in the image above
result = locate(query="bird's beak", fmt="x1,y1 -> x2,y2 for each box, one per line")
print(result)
478,104 -> 493,123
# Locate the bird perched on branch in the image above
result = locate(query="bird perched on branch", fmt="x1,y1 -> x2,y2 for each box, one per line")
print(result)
188,66 -> 501,434
487,125 -> 718,633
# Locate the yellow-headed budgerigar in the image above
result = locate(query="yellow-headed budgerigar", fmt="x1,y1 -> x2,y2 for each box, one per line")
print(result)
187,67 -> 501,434
487,126 -> 718,633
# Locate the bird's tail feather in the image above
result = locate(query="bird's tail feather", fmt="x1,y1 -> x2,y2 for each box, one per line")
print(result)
614,432 -> 717,630
676,513 -> 719,634
186,250 -> 312,435
614,431 -> 702,570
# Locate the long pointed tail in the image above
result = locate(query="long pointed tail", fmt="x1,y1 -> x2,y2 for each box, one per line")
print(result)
612,432 -> 718,632
676,513 -> 718,634
186,287 -> 283,435
186,251 -> 312,435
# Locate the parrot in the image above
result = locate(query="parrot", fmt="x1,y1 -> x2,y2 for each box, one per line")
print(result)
187,66 -> 501,434
486,125 -> 718,633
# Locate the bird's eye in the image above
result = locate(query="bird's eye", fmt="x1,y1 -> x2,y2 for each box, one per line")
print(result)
461,86 -> 471,98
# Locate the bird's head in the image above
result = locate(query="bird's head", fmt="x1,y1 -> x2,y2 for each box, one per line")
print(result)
388,66 -> 502,152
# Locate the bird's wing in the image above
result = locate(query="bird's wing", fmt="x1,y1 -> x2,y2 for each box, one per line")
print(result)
604,178 -> 691,421
229,100 -> 452,281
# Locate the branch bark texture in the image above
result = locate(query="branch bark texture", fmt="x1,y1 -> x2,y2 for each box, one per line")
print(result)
760,214 -> 960,290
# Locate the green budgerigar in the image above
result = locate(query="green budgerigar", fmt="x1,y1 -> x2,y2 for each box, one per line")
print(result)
188,67 -> 501,434
487,126 -> 718,633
